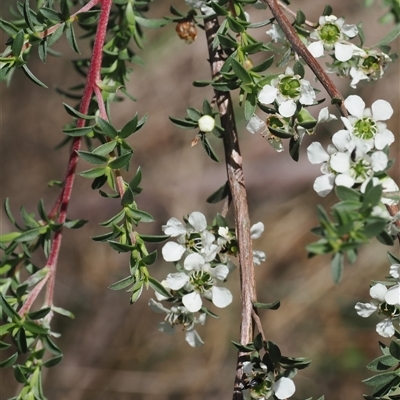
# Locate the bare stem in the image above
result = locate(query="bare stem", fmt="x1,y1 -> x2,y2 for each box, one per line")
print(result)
204,17 -> 257,400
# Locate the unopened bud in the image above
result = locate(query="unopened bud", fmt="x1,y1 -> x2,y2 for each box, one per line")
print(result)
198,115 -> 215,133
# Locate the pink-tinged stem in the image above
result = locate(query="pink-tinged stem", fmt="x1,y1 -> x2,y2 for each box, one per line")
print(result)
18,273 -> 50,317
40,0 -> 113,311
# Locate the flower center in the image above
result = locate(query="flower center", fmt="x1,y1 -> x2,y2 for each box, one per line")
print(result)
349,159 -> 373,183
167,306 -> 194,328
353,118 -> 377,140
189,271 -> 214,293
186,233 -> 202,252
379,302 -> 399,319
278,76 -> 301,98
319,23 -> 341,45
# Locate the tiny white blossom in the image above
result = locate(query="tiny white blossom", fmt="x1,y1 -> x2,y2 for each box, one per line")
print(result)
198,115 -> 215,133
342,95 -> 394,150
266,24 -> 286,43
258,67 -> 315,117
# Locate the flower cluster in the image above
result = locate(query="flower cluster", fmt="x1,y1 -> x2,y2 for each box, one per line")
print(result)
242,361 -> 296,400
307,95 -> 399,203
355,262 -> 400,337
148,212 -> 266,346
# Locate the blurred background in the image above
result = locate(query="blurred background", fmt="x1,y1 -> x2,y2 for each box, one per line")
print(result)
1,0 -> 399,398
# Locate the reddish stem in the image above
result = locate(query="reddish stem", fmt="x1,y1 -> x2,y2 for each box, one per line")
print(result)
14,0 -> 112,314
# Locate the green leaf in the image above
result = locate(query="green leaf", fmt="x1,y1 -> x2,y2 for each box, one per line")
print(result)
331,252 -> 344,284
47,24 -> 64,46
64,219 -> 87,229
77,150 -> 108,165
0,293 -> 20,320
135,16 -> 169,28
120,115 -> 138,138
268,125 -> 293,139
108,152 -> 133,169
363,371 -> 400,386
109,275 -> 136,290
231,340 -> 255,352
374,23 -> 400,46
267,341 -> 281,363
129,166 -> 142,190
22,266 -> 50,287
0,322 -> 15,335
121,187 -> 134,206
169,116 -> 198,129
23,0 -> 36,32
322,4 -> 333,16
289,136 -> 300,162
108,241 -> 133,252
388,252 -> 400,265
335,186 -> 362,202
367,354 -> 399,371
148,276 -> 171,298
142,250 -> 157,266
227,15 -> 245,33
207,181 -> 230,204
230,58 -> 252,84
0,231 -> 21,242
23,320 -> 48,334
21,64 -> 48,88
138,234 -> 169,243
27,307 -> 51,320
43,354 -> 63,368
244,92 -> 256,122
12,30 -> 25,57
0,352 -> 18,367
97,117 -> 118,138
200,135 -> 220,162
280,356 -> 312,370
14,364 -> 28,383
295,9 -> 306,25
250,56 -> 274,73
79,167 -> 107,179
0,18 -> 19,35
187,108 -> 202,122
253,300 -> 280,310
63,103 -> 95,120
126,208 -> 155,223
390,340 -> 400,360
42,335 -> 62,355
130,283 -> 143,304
39,7 -> 63,22
52,306 -> 74,319
0,340 -> 11,349
63,126 -> 93,137
65,22 -> 80,53
363,219 -> 387,238
92,142 -> 117,158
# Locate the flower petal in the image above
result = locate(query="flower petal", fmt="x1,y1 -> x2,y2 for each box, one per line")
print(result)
162,242 -> 186,262
307,142 -> 329,164
375,129 -> 394,150
209,264 -> 229,280
258,85 -> 278,104
308,41 -> 324,58
184,253 -> 205,271
253,250 -> 266,265
335,42 -> 353,62
165,272 -> 189,290
330,152 -> 350,173
376,319 -> 395,338
389,264 -> 400,279
246,114 -> 265,134
371,99 -> 393,121
355,301 -> 377,317
370,151 -> 388,172
370,283 -> 387,302
162,217 -> 187,236
313,174 -> 334,197
188,211 -> 207,232
185,329 -> 204,347
182,291 -> 203,312
250,222 -> 264,239
273,377 -> 296,399
278,99 -> 297,117
344,95 -> 365,118
385,284 -> 400,306
211,286 -> 233,308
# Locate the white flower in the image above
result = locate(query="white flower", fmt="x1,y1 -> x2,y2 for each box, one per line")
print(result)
342,95 -> 394,150
355,283 -> 399,337
164,253 -> 232,312
246,114 -> 285,153
250,222 -> 264,239
360,176 -> 400,206
317,107 -> 337,123
185,0 -> 215,15
161,212 -> 219,262
308,15 -> 358,62
266,24 -> 286,43
148,299 -> 206,347
253,250 -> 266,266
198,115 -> 215,133
258,67 -> 316,117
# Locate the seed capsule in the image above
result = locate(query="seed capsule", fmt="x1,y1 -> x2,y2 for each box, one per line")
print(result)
175,20 -> 197,44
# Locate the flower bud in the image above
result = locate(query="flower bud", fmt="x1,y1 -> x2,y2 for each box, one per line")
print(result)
198,115 -> 215,133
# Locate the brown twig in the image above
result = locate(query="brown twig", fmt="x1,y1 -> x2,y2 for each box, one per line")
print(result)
204,17 -> 257,400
